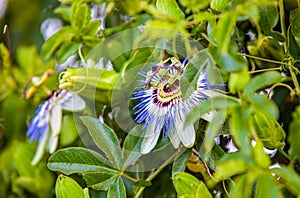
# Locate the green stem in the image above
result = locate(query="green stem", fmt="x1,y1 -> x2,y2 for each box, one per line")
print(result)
134,151 -> 178,198
121,172 -> 139,183
238,53 -> 291,66
268,82 -> 295,98
249,67 -> 281,74
279,0 -> 287,52
278,148 -> 290,162
289,66 -> 300,94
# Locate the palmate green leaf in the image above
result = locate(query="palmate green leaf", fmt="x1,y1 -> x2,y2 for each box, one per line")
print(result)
172,172 -> 201,196
83,173 -> 117,191
107,176 -> 126,198
41,26 -> 75,61
184,95 -> 239,128
122,125 -> 143,170
156,0 -> 185,20
55,175 -> 84,198
288,106 -> 300,161
48,147 -> 117,175
81,116 -> 123,169
290,9 -> 300,46
244,71 -> 282,95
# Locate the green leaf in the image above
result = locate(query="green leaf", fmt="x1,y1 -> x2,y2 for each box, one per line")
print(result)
208,45 -> 247,72
272,166 -> 300,195
72,2 -> 91,30
255,173 -> 281,198
229,173 -> 256,197
54,6 -> 72,22
288,106 -> 300,161
210,0 -> 230,11
172,172 -> 200,196
203,110 -> 226,154
196,182 -> 212,198
290,9 -> 300,46
156,0 -> 185,20
228,67 -> 250,93
13,143 -> 36,177
80,116 -> 123,169
83,173 -> 117,191
122,125 -> 143,170
55,175 -> 84,198
230,106 -> 251,154
250,94 -> 279,119
41,26 -> 75,61
107,176 -> 126,198
252,140 -> 271,168
48,147 -> 116,175
251,111 -> 285,149
258,4 -> 283,40
214,152 -> 251,181
213,12 -> 238,54
56,41 -> 80,63
180,49 -> 210,99
60,115 -> 79,146
185,95 -> 239,128
172,149 -> 192,175
244,71 -> 282,95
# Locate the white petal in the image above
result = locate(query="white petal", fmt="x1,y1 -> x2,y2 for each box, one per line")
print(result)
141,116 -> 163,154
31,130 -> 48,166
200,111 -> 215,122
50,105 -> 62,137
169,129 -> 180,149
61,93 -> 86,111
175,113 -> 195,148
48,135 -> 59,154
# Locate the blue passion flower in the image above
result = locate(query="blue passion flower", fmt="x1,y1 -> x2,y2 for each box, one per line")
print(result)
26,89 -> 85,165
131,57 -> 223,154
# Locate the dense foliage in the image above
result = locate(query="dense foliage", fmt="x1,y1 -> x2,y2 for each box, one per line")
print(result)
1,0 -> 300,197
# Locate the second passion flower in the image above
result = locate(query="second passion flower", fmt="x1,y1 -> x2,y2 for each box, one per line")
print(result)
131,57 -> 224,154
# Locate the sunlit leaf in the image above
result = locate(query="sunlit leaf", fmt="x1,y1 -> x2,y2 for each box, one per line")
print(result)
172,172 -> 200,196
55,175 -> 84,198
156,0 -> 185,20
244,71 -> 282,95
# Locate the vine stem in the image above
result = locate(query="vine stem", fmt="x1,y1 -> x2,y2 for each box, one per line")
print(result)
121,172 -> 139,183
279,0 -> 287,53
134,151 -> 178,198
